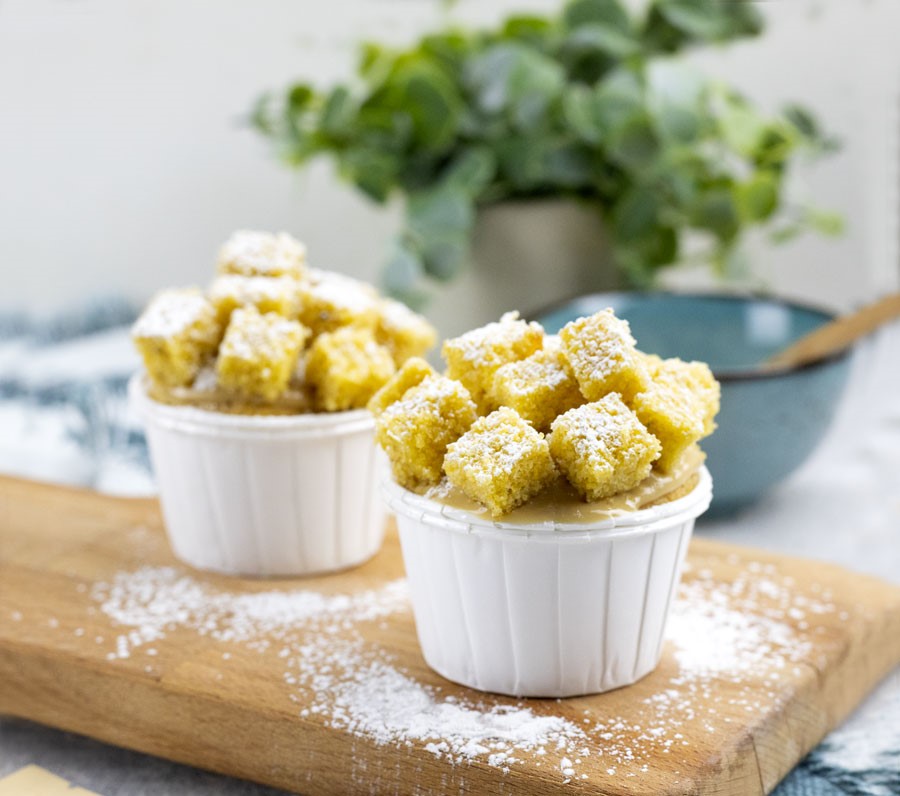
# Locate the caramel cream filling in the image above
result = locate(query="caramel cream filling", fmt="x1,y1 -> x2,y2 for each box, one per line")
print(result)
424,446 -> 705,525
147,383 -> 314,416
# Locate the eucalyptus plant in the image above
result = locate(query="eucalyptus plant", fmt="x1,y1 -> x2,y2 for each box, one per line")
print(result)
253,0 -> 838,306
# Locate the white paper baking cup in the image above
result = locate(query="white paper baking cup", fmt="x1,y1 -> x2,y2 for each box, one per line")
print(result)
130,375 -> 385,577
384,467 -> 711,697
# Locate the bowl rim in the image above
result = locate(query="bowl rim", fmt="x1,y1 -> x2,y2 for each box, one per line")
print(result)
529,290 -> 852,382
382,466 -> 712,542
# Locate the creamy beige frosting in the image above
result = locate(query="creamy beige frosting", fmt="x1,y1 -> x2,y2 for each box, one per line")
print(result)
147,381 -> 315,416
424,445 -> 705,525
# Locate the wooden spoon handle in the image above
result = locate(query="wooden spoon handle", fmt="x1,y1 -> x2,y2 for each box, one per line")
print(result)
764,292 -> 900,371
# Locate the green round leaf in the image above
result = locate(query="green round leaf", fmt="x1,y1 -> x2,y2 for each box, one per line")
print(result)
736,173 -> 779,222
657,0 -> 724,39
692,188 -> 740,242
591,68 -> 645,136
384,238 -> 426,298
287,84 -> 315,111
341,148 -> 399,203
443,147 -> 498,195
502,15 -> 556,47
422,237 -> 469,282
718,94 -> 768,156
465,43 -> 565,131
562,23 -> 639,61
612,185 -> 660,242
562,85 -> 603,144
408,186 -> 474,242
607,116 -> 661,171
563,0 -> 632,33
542,140 -> 595,187
320,86 -> 357,139
401,68 -> 464,152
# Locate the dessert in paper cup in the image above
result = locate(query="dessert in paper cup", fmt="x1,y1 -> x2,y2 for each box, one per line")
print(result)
130,230 -> 435,577
372,310 -> 718,697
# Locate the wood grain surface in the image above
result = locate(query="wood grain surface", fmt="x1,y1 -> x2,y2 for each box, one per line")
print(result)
1,476 -> 899,796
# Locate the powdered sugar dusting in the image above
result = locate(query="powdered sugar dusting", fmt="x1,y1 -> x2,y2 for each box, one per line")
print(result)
91,566 -> 408,657
217,230 -> 306,277
89,565 -> 588,778
83,551 -> 849,786
498,347 -> 573,394
304,270 -> 379,315
378,297 -> 426,332
560,309 -> 636,383
384,374 -> 473,421
209,274 -> 298,305
668,570 -> 821,680
292,636 -> 587,771
444,311 -> 543,369
445,407 -> 544,479
219,306 -> 307,362
131,288 -> 212,339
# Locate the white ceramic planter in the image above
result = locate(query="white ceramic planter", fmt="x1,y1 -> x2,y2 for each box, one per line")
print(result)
427,199 -> 621,340
130,375 -> 385,577
384,468 -> 712,697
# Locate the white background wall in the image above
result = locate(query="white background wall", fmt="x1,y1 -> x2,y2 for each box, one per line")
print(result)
1,0 -> 898,323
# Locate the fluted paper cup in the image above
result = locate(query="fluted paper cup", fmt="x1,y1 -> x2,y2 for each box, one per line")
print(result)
130,375 -> 385,577
384,467 -> 711,697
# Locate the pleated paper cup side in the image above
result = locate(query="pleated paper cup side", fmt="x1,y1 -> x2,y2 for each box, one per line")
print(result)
130,375 -> 385,577
385,468 -> 711,698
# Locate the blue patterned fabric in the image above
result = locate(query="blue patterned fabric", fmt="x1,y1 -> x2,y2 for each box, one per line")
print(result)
0,298 -> 152,494
1,301 -> 897,795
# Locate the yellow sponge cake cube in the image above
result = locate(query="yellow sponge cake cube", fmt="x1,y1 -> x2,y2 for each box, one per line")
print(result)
488,343 -> 584,433
208,274 -> 299,324
444,407 -> 557,517
132,288 -> 223,389
367,357 -> 436,417
297,270 -> 380,336
549,394 -> 661,501
305,327 -> 395,412
217,230 -> 306,279
375,298 -> 437,365
443,311 -> 544,413
632,357 -> 720,472
216,306 -> 309,401
375,375 -> 477,489
559,310 -> 649,402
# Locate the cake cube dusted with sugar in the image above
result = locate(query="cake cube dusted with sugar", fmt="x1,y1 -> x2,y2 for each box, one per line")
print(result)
132,288 -> 223,389
375,298 -> 437,366
549,394 -> 661,501
216,306 -> 310,401
305,326 -> 396,411
208,274 -> 299,324
367,357 -> 436,417
217,230 -> 307,280
444,407 -> 557,517
297,270 -> 381,336
375,375 -> 478,489
632,357 -> 720,472
443,311 -> 544,413
488,341 -> 584,433
560,309 -> 649,402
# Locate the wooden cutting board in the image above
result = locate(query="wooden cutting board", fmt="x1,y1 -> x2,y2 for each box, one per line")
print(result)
1,475 -> 899,796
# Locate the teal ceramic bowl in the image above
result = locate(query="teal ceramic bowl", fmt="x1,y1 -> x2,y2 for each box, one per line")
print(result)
535,293 -> 852,515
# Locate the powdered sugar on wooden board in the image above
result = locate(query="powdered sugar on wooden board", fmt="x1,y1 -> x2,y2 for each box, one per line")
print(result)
61,549 -> 856,787
90,568 -> 409,657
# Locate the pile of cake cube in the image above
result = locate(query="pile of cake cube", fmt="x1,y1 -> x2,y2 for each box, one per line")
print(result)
371,311 -> 719,517
132,231 -> 436,412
